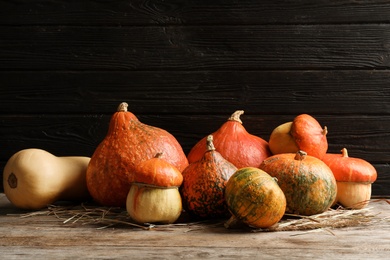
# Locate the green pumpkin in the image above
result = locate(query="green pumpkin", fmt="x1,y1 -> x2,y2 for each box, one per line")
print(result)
224,167 -> 286,229
259,150 -> 337,216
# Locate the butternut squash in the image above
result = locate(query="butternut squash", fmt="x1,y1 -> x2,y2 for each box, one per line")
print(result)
3,148 -> 91,210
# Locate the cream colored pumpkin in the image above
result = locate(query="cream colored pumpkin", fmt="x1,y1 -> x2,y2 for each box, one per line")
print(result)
335,182 -> 372,209
3,148 -> 91,210
126,183 -> 182,224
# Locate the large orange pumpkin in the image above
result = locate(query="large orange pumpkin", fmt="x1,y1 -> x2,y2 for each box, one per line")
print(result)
181,135 -> 237,218
259,150 -> 337,216
86,102 -> 188,207
224,167 -> 286,229
187,110 -> 271,168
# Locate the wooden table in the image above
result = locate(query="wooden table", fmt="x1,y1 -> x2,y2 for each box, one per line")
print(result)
1,193 -> 389,259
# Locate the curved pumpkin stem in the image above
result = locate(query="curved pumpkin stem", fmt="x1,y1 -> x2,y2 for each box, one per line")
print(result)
295,150 -> 307,161
117,102 -> 128,112
224,215 -> 245,229
322,126 -> 328,136
228,110 -> 244,124
206,135 -> 216,151
341,148 -> 349,158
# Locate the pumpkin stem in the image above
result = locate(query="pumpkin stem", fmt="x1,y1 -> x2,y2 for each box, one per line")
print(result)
206,135 -> 216,151
322,126 -> 328,136
117,102 -> 128,112
295,150 -> 307,161
224,215 -> 245,229
154,152 -> 163,159
341,148 -> 349,158
228,110 -> 244,124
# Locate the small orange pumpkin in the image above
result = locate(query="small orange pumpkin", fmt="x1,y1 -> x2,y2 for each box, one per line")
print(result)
181,135 -> 237,218
260,150 -> 337,216
187,110 -> 271,168
322,148 -> 377,209
269,114 -> 328,159
126,153 -> 183,224
224,167 -> 286,229
86,102 -> 188,207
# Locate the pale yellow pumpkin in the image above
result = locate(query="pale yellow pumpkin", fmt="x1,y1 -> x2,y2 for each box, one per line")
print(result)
3,148 -> 91,210
126,183 -> 182,224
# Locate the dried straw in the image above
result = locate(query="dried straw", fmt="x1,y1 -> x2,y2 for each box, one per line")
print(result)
252,199 -> 390,233
14,203 -> 219,231
12,199 -> 389,232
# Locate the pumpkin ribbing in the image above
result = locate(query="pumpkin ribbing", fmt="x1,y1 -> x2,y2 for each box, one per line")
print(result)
260,151 -> 336,216
225,167 -> 286,229
86,102 -> 188,207
187,110 -> 271,168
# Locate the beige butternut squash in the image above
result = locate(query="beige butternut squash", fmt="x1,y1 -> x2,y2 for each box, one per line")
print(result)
3,148 -> 91,210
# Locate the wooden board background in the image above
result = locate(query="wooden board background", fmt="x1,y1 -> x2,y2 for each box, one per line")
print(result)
0,0 -> 389,195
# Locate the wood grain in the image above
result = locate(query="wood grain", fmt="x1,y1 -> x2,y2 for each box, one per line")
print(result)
1,0 -> 390,25
1,114 -> 389,160
0,1 -> 389,196
1,70 -> 389,115
1,25 -> 390,70
1,194 -> 390,259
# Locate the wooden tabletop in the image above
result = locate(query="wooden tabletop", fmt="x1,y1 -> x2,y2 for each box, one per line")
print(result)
1,193 -> 389,259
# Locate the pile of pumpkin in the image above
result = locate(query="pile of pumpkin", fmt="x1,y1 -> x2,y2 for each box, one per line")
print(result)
3,102 -> 377,229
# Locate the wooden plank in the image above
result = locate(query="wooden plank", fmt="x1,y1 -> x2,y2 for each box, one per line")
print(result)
0,114 -> 389,162
373,164 -> 390,196
1,194 -> 390,259
0,114 -> 389,195
1,0 -> 390,25
1,70 -> 389,115
1,24 -> 390,70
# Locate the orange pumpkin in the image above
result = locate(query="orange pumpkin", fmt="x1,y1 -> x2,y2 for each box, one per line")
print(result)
181,135 -> 237,218
322,148 -> 377,209
269,114 -> 328,159
86,102 -> 188,207
224,167 -> 286,229
260,150 -> 337,216
132,152 -> 183,187
187,110 -> 271,168
126,153 -> 183,224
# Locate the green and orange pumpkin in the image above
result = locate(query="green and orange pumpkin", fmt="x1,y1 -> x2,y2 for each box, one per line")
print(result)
224,167 -> 286,229
259,150 -> 337,216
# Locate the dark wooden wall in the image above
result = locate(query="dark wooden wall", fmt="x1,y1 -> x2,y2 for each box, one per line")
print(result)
1,0 -> 389,195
